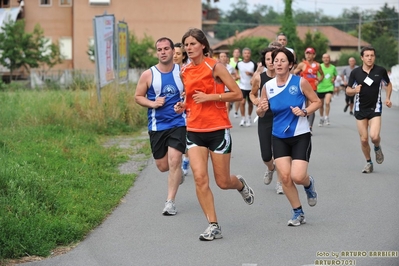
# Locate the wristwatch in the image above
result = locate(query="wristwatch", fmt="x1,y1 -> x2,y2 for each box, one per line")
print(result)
302,109 -> 308,117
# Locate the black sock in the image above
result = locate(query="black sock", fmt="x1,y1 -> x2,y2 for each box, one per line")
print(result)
210,222 -> 218,226
367,159 -> 372,163
304,178 -> 311,189
293,206 -> 303,212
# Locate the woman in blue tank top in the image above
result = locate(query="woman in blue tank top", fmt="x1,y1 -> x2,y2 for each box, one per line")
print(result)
256,48 -> 322,227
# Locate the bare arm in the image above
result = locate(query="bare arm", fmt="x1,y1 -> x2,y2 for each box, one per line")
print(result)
134,69 -> 165,108
295,78 -> 322,116
385,82 -> 392,108
256,86 -> 269,118
249,72 -> 261,105
317,65 -> 324,82
293,62 -> 304,75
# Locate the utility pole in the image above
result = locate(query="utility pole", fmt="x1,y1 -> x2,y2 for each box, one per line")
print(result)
358,13 -> 362,52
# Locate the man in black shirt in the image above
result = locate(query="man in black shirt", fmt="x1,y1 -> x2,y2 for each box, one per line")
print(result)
346,46 -> 392,173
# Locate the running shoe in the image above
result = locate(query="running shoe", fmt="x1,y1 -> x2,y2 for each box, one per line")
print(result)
162,200 -> 177,216
239,119 -> 245,127
275,182 -> 284,194
318,118 -> 324,127
263,166 -> 275,185
199,223 -> 222,241
288,210 -> 306,226
234,112 -> 239,118
362,162 -> 373,173
344,104 -> 349,112
375,146 -> 384,164
182,159 -> 189,176
245,118 -> 251,127
325,117 -> 330,125
304,176 -> 317,207
237,175 -> 254,205
349,111 -> 354,115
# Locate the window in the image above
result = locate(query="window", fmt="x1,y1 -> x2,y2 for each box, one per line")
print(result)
89,0 -> 110,5
60,37 -> 72,60
40,0 -> 51,6
330,47 -> 340,52
60,0 -> 72,6
1,0 -> 10,8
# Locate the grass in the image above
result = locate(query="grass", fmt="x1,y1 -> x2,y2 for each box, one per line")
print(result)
0,82 -> 150,262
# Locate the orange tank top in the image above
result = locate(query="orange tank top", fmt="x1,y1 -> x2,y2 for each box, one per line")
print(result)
181,57 -> 232,132
300,60 -> 319,91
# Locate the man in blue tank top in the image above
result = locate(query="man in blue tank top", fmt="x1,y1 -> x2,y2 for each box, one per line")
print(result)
135,37 -> 186,216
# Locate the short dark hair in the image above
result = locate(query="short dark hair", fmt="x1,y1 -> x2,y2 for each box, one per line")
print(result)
260,47 -> 278,67
271,47 -> 295,70
360,46 -> 375,57
155,37 -> 174,50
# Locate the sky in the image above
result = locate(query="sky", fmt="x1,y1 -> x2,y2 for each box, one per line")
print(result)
209,0 -> 398,18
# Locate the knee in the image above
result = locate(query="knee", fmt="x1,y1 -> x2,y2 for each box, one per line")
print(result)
157,165 -> 169,172
279,173 -> 292,186
291,174 -> 305,185
369,134 -> 380,144
360,138 -> 369,147
215,177 -> 230,190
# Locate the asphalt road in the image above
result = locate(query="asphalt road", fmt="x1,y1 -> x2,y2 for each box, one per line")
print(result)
23,92 -> 399,266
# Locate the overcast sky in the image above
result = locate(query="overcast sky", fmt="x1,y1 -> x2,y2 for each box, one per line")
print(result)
209,0 -> 398,17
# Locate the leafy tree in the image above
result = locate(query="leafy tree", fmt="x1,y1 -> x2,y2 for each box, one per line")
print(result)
337,52 -> 362,67
360,4 -> 398,68
279,0 -> 301,52
0,20 -> 63,80
229,37 -> 270,62
0,20 -> 35,80
214,0 -> 259,40
128,33 -> 157,69
296,31 -> 329,62
33,25 -> 63,75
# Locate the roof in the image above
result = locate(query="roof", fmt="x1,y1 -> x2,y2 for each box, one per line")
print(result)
211,25 -> 370,50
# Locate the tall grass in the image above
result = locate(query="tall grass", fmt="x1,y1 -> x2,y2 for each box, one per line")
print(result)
0,82 -> 149,261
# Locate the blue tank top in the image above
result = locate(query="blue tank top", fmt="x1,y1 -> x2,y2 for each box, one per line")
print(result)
147,64 -> 185,131
265,74 -> 309,138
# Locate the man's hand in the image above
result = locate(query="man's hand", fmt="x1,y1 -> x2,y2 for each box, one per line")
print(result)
153,96 -> 165,108
354,84 -> 362,94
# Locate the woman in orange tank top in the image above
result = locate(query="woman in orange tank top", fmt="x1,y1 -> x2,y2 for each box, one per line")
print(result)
174,28 -> 255,241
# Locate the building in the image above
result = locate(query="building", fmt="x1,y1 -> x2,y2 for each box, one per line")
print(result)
211,25 -> 371,61
0,0 -> 202,73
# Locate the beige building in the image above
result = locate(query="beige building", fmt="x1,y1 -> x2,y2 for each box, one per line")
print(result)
1,0 -> 202,72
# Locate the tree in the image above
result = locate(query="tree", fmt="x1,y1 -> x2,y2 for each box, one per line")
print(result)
230,36 -> 270,62
279,0 -> 301,52
297,31 -> 329,62
360,4 -> 398,68
0,20 -> 33,80
0,20 -> 63,80
337,52 -> 362,67
128,33 -> 157,69
33,24 -> 63,75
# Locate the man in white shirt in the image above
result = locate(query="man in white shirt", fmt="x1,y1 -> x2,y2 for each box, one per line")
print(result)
235,48 -> 257,127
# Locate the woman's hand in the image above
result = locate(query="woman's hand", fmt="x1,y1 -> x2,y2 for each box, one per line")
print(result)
192,90 -> 208,103
256,98 -> 269,117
